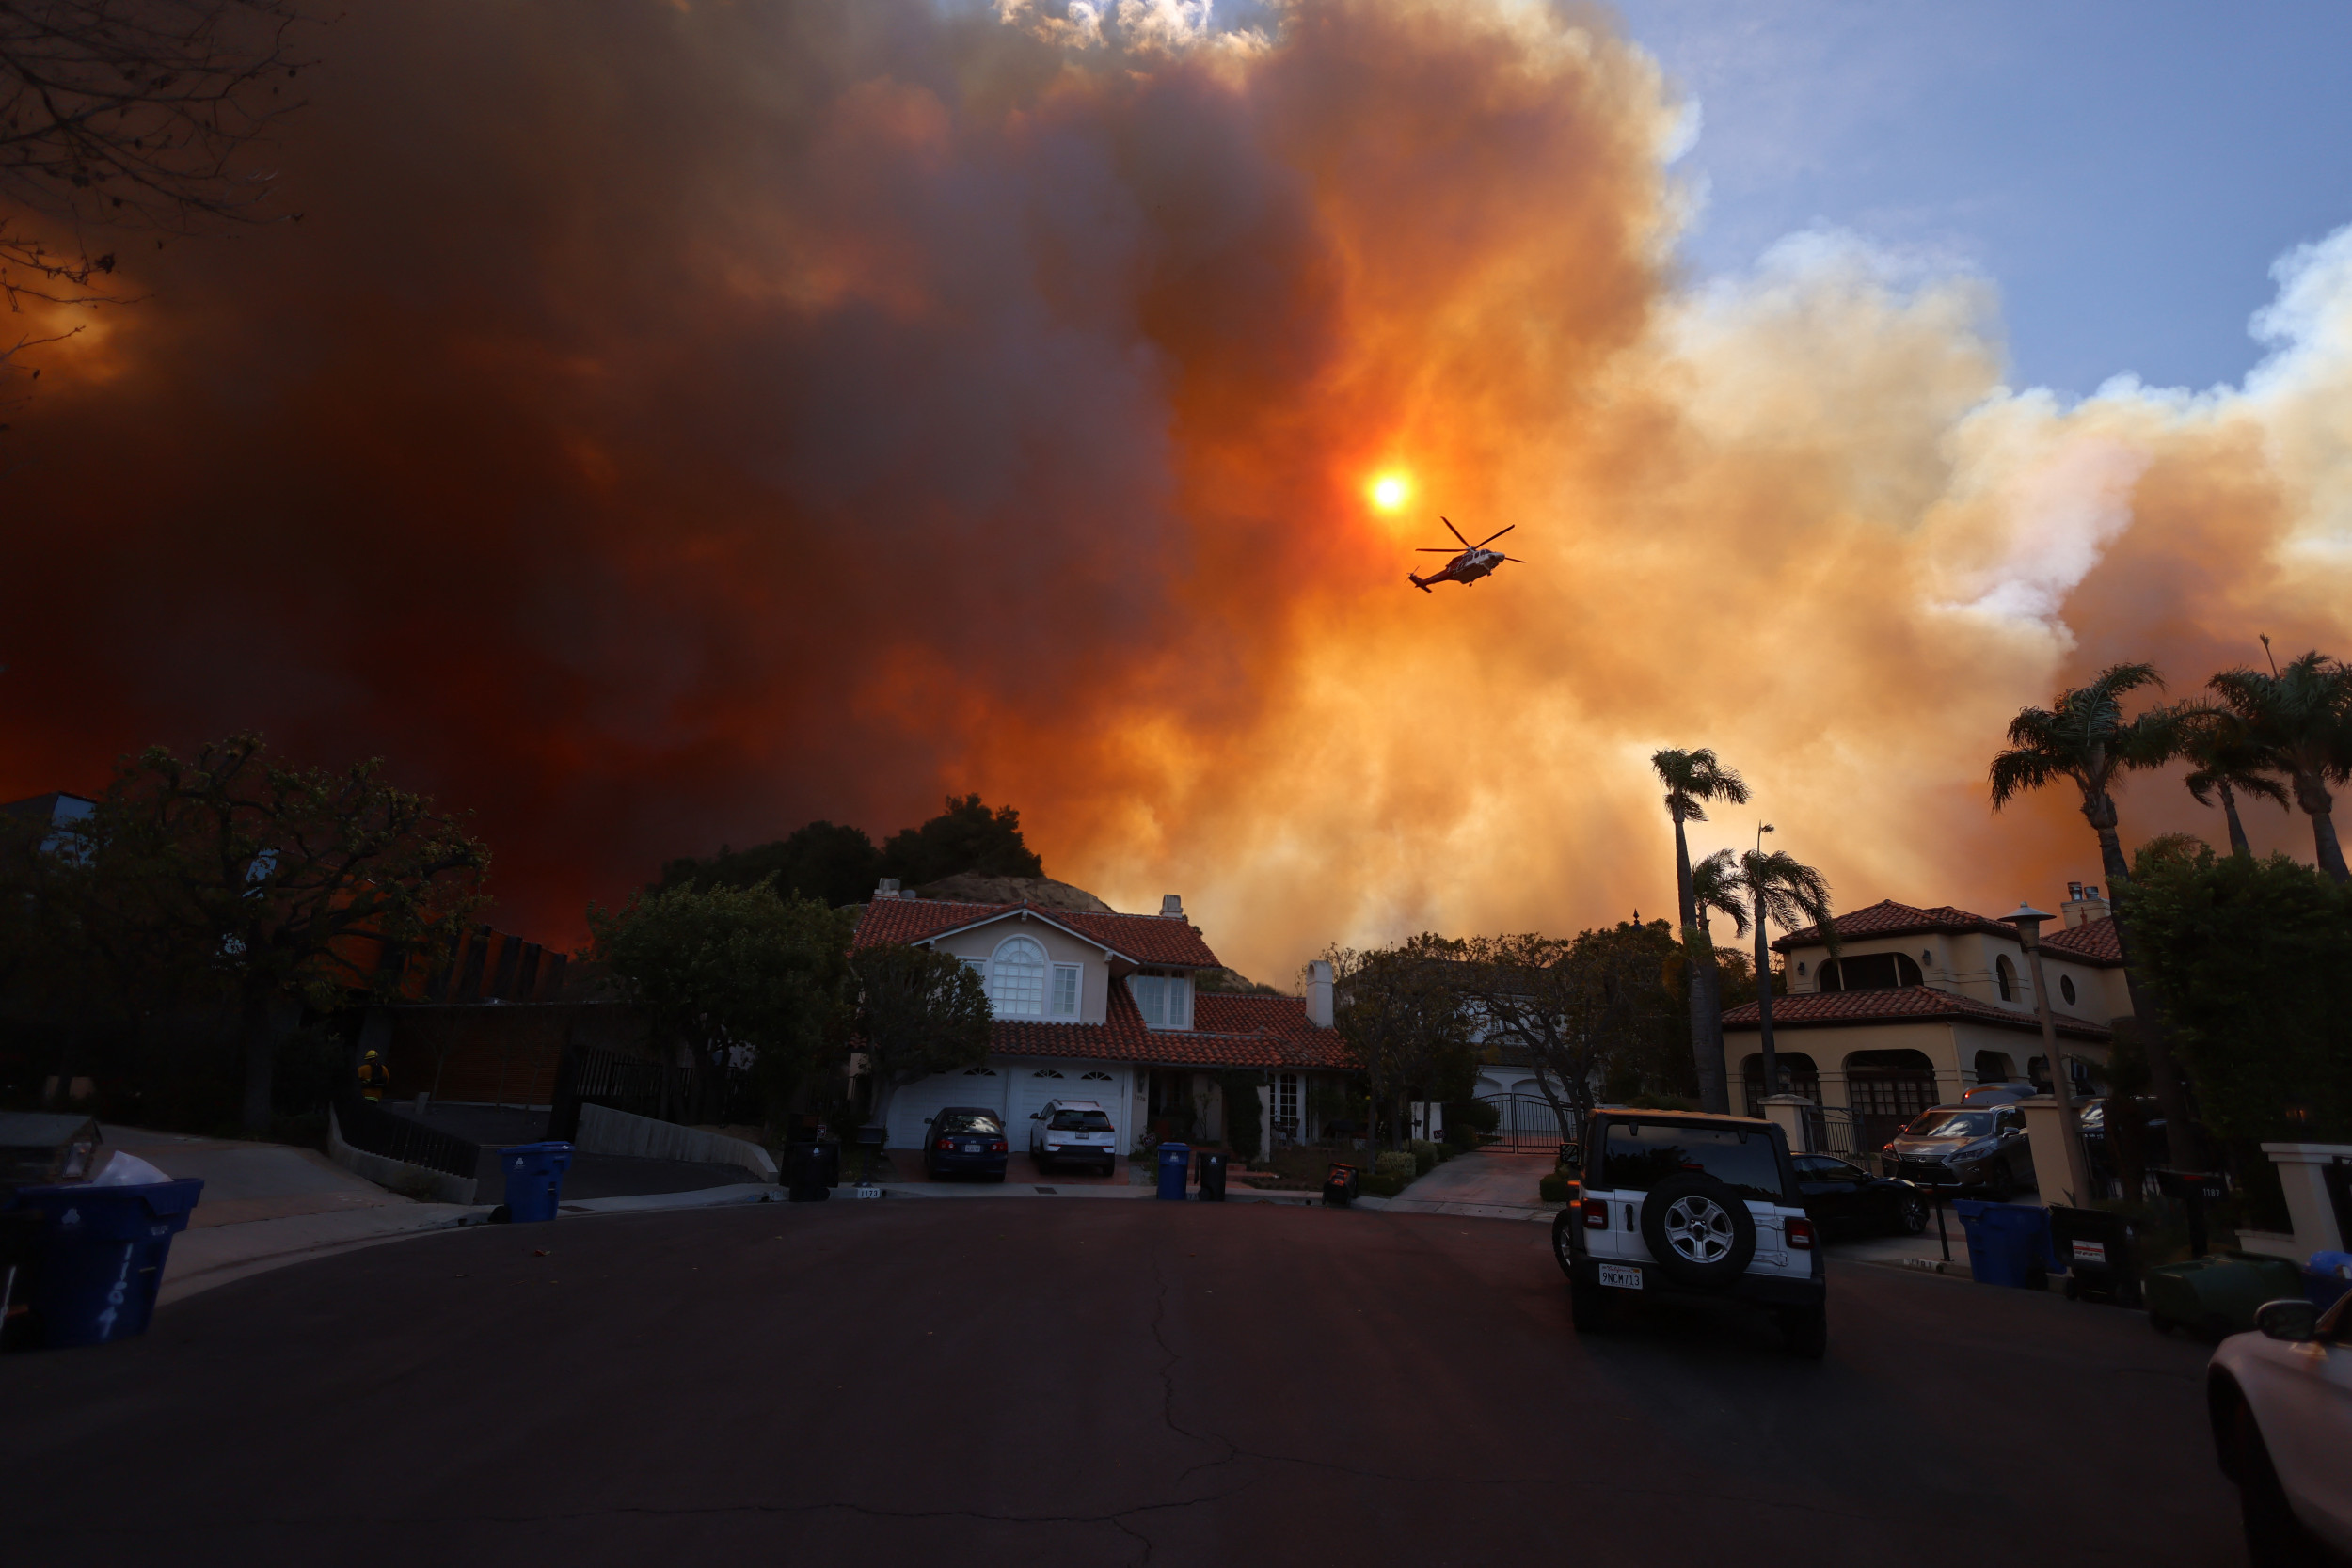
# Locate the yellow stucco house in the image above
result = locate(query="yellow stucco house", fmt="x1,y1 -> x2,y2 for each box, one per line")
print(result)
1721,885 -> 2127,1153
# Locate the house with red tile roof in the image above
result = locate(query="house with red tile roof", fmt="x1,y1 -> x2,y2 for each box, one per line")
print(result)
851,881 -> 1354,1152
1722,882 -> 2130,1152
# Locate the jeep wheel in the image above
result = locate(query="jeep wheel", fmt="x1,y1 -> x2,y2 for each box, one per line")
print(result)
1778,1304 -> 1827,1360
1569,1278 -> 1614,1333
1550,1211 -> 1579,1279
1639,1173 -> 1757,1289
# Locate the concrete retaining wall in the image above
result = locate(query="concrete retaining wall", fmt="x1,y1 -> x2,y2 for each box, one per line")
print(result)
577,1103 -> 777,1181
327,1105 -> 480,1205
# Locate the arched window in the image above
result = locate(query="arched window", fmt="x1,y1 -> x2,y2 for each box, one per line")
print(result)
989,936 -> 1048,1017
1994,954 -> 2016,1003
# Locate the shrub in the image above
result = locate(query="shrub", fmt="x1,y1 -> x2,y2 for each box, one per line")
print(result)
1446,1099 -> 1501,1134
1407,1138 -> 1438,1175
1374,1149 -> 1417,1184
1359,1171 -> 1407,1197
1538,1172 -> 1571,1204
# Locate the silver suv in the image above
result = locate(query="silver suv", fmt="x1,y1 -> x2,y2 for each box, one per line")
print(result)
1551,1109 -> 1827,1358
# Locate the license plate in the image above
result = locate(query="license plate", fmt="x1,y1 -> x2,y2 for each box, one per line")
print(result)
1597,1263 -> 1643,1291
961,1144 -> 980,1153
853,1185 -> 882,1199
2073,1240 -> 2106,1264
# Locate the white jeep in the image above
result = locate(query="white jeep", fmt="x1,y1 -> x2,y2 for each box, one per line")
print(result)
1551,1108 -> 1828,1358
1028,1099 -> 1117,1176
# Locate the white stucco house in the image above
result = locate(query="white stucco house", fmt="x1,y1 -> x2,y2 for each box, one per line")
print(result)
850,886 -> 1354,1152
1722,885 -> 2126,1151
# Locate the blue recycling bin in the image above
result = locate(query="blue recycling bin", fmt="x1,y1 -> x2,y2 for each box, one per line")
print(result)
8,1178 -> 204,1348
1952,1199 -> 2061,1289
499,1141 -> 573,1223
1156,1142 -> 1191,1201
2305,1250 -> 2352,1312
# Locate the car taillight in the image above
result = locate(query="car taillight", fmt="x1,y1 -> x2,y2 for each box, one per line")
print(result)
1787,1217 -> 1815,1250
1582,1197 -> 1609,1229
935,1138 -> 954,1151
988,1139 -> 1008,1153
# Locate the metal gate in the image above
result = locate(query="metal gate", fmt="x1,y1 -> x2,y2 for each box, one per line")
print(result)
1475,1094 -> 1576,1152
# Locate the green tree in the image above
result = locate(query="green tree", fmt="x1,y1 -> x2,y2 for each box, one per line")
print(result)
2207,647 -> 2352,883
587,880 -> 853,1120
656,820 -> 882,908
1321,934 -> 1474,1155
1727,841 -> 1839,1105
850,942 -> 993,1127
1989,662 -> 2202,1167
2119,844 -> 2352,1146
2173,703 -> 2291,860
78,736 -> 488,1132
1457,924 -> 1682,1132
1651,748 -> 1751,1114
879,794 -> 1044,887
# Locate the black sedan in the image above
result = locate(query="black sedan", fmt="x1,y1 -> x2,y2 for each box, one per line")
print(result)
1792,1153 -> 1930,1238
922,1108 -> 1010,1181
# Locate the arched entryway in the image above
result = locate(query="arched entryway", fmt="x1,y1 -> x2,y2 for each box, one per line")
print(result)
1973,1049 -> 2017,1085
1845,1048 -> 1940,1152
1740,1052 -> 1820,1117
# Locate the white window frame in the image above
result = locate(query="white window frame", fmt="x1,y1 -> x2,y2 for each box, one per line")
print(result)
1050,963 -> 1082,1019
1129,971 -> 1194,1030
988,935 -> 1049,1018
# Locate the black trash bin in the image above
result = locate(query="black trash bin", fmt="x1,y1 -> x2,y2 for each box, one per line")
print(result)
786,1139 -> 839,1202
1196,1150 -> 1228,1202
2050,1205 -> 2141,1307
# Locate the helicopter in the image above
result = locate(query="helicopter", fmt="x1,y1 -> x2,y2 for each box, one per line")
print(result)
1408,517 -> 1525,592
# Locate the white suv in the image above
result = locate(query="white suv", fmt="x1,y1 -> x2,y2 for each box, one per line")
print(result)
1028,1099 -> 1117,1176
1551,1108 -> 1827,1357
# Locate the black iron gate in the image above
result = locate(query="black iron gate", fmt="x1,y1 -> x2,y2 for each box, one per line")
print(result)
1475,1093 -> 1577,1152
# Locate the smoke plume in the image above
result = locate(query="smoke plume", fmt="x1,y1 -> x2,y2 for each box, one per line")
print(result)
5,0 -> 2348,982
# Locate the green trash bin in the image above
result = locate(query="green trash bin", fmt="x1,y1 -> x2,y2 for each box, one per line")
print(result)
2143,1251 -> 2304,1341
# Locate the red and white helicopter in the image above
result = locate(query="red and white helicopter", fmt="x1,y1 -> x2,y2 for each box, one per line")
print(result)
1408,517 -> 1525,592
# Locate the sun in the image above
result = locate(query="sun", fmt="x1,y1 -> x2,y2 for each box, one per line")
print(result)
1368,472 -> 1410,512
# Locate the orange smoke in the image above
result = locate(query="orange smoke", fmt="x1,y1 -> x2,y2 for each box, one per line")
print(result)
3,0 -> 2346,984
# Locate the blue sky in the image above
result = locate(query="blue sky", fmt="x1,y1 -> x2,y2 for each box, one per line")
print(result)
1611,0 -> 2352,395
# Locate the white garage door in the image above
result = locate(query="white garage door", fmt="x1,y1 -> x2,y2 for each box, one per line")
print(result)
1011,1065 -> 1128,1156
886,1068 -> 1008,1148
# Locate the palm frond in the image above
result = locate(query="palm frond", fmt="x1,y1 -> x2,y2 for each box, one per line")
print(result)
1690,847 -> 1751,937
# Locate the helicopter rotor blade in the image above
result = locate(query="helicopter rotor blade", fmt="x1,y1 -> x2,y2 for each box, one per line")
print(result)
1473,524 -> 1517,548
1415,547 -> 1463,552
1502,556 -> 1529,563
1441,515 -> 1470,548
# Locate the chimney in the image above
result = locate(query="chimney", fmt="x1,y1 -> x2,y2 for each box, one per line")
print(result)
876,878 -> 901,901
1305,959 -> 1334,1029
1160,894 -> 1184,920
2060,882 -> 2110,928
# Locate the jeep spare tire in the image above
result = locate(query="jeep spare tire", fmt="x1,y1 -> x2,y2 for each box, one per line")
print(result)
1640,1173 -> 1756,1288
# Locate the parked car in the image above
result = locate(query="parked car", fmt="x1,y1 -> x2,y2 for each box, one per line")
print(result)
923,1108 -> 1009,1180
1028,1099 -> 1117,1176
2079,1096 -> 2171,1188
2207,1292 -> 2352,1561
1550,1108 -> 1826,1357
1883,1104 -> 2035,1197
1959,1081 -> 2038,1107
1791,1153 -> 1929,1238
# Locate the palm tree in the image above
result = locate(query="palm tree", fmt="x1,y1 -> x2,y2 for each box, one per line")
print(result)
1733,839 -> 1839,1108
2208,647 -> 2352,883
1652,748 -> 1750,1113
2172,704 -> 2290,860
1989,661 -> 2201,1166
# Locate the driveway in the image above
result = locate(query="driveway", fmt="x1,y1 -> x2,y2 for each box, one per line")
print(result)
2,1199 -> 2238,1565
1392,1148 -> 1554,1208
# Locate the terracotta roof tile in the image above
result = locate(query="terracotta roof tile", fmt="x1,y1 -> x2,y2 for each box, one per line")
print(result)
2040,917 -> 2123,965
1722,985 -> 2110,1042
1772,898 -> 2018,952
851,898 -> 1222,968
989,983 -> 1356,1069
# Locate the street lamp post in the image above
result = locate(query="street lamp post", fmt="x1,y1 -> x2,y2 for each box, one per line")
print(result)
1999,903 -> 2091,1206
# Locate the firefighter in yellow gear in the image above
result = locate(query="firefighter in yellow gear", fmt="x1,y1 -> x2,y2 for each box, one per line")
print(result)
357,1048 -> 390,1102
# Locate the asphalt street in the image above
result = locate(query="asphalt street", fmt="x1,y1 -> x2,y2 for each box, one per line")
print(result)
4,1198 -> 2242,1566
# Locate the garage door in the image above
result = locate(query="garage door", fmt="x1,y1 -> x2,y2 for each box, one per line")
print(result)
886,1068 -> 1007,1148
1011,1065 -> 1128,1155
